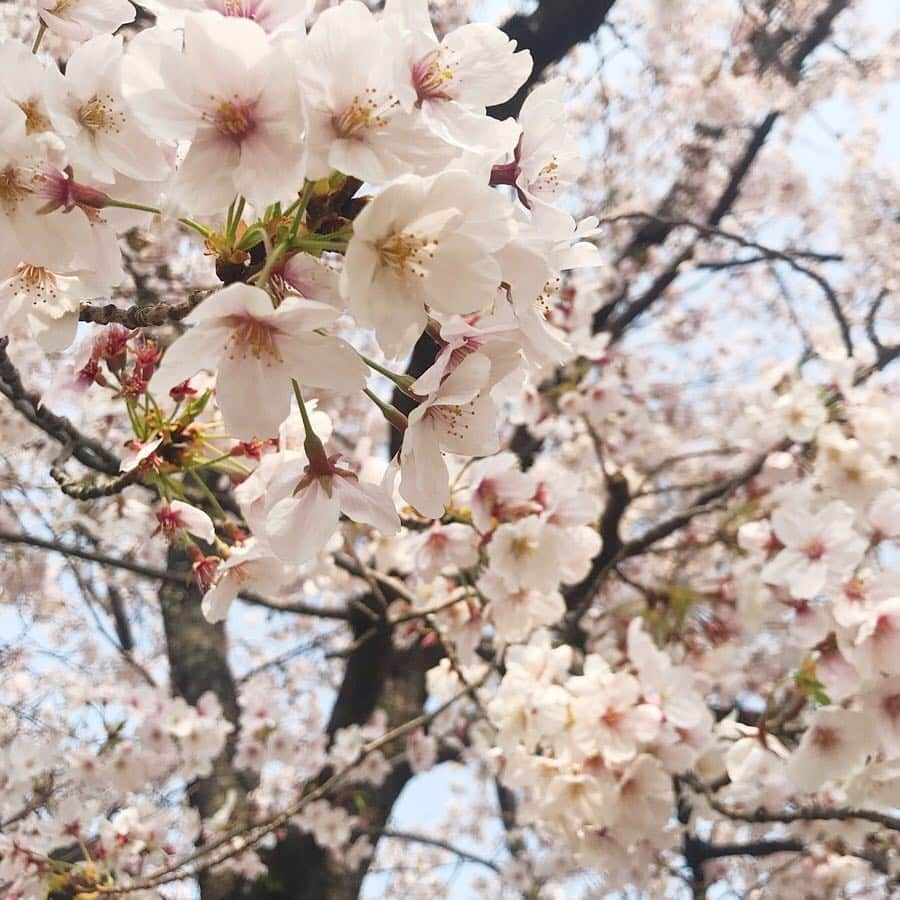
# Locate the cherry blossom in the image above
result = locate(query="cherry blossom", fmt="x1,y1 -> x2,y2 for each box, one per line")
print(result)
342,169 -> 514,356
300,1 -> 449,184
148,283 -> 367,439
48,34 -> 170,184
786,708 -> 877,793
398,352 -> 499,517
264,448 -> 399,563
0,1 -> 898,897
199,538 -> 291,622
761,500 -> 867,599
386,0 -> 531,155
123,11 -> 307,213
37,0 -> 136,42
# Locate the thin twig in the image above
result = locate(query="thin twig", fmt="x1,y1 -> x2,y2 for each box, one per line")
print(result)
78,291 -> 209,328
365,829 -> 501,873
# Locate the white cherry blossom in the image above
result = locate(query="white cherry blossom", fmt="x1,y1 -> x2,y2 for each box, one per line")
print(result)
342,170 -> 514,357
149,283 -> 366,439
37,0 -> 136,42
398,352 -> 499,518
300,1 -> 450,185
786,708 -> 876,793
761,500 -> 867,599
386,0 -> 530,155
123,11 -> 307,213
48,35 -> 170,185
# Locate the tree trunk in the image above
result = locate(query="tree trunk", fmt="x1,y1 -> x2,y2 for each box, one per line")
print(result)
158,543 -> 252,900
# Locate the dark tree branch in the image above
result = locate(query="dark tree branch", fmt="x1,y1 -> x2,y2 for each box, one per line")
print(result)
864,289 -> 896,367
158,543 -> 253,900
365,829 -> 501,873
684,833 -> 804,867
620,451 -> 771,559
686,774 -> 900,832
0,528 -> 353,620
562,447 -> 774,641
0,336 -> 121,476
79,291 -> 208,328
491,0 -> 618,120
595,0 -> 851,337
50,444 -> 141,500
563,468 -> 629,617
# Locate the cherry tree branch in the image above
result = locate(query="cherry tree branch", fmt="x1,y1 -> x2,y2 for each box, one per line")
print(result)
78,291 -> 209,328
0,527 -> 353,620
685,774 -> 900,832
595,213 -> 843,265
683,834 -> 804,863
564,446 -> 773,637
596,0 -> 851,338
92,673 -> 489,894
364,829 -> 501,874
492,0 -> 618,120
50,444 -> 141,500
620,451 -> 772,558
0,336 -> 121,476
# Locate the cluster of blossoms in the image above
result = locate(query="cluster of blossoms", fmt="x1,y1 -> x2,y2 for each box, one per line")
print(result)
486,621 -> 711,880
378,451 -> 603,653
0,0 -> 603,891
1,0 -> 899,897
0,683 -> 230,894
719,369 -> 900,803
0,0 -> 602,620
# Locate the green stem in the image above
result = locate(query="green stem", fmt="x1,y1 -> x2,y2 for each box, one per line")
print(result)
187,469 -> 227,521
106,198 -> 161,215
360,354 -> 417,395
289,182 -> 316,240
291,379 -> 315,439
294,237 -> 350,252
364,388 -> 409,434
291,379 -> 331,471
228,196 -> 246,241
192,451 -> 241,469
254,239 -> 289,289
225,197 -> 236,236
31,22 -> 46,54
178,217 -> 211,238
103,199 -> 210,238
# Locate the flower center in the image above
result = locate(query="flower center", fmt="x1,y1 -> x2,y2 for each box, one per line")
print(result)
510,536 -> 537,560
17,98 -> 51,135
428,401 -> 476,440
225,314 -> 281,362
221,0 -> 256,16
803,538 -> 826,561
601,707 -> 623,729
156,507 -> 183,538
0,165 -> 32,216
13,264 -> 59,306
528,157 -> 561,195
376,232 -> 438,278
210,98 -> 257,141
412,49 -> 457,103
332,90 -> 394,139
882,693 -> 900,721
811,724 -> 839,752
78,94 -> 124,134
